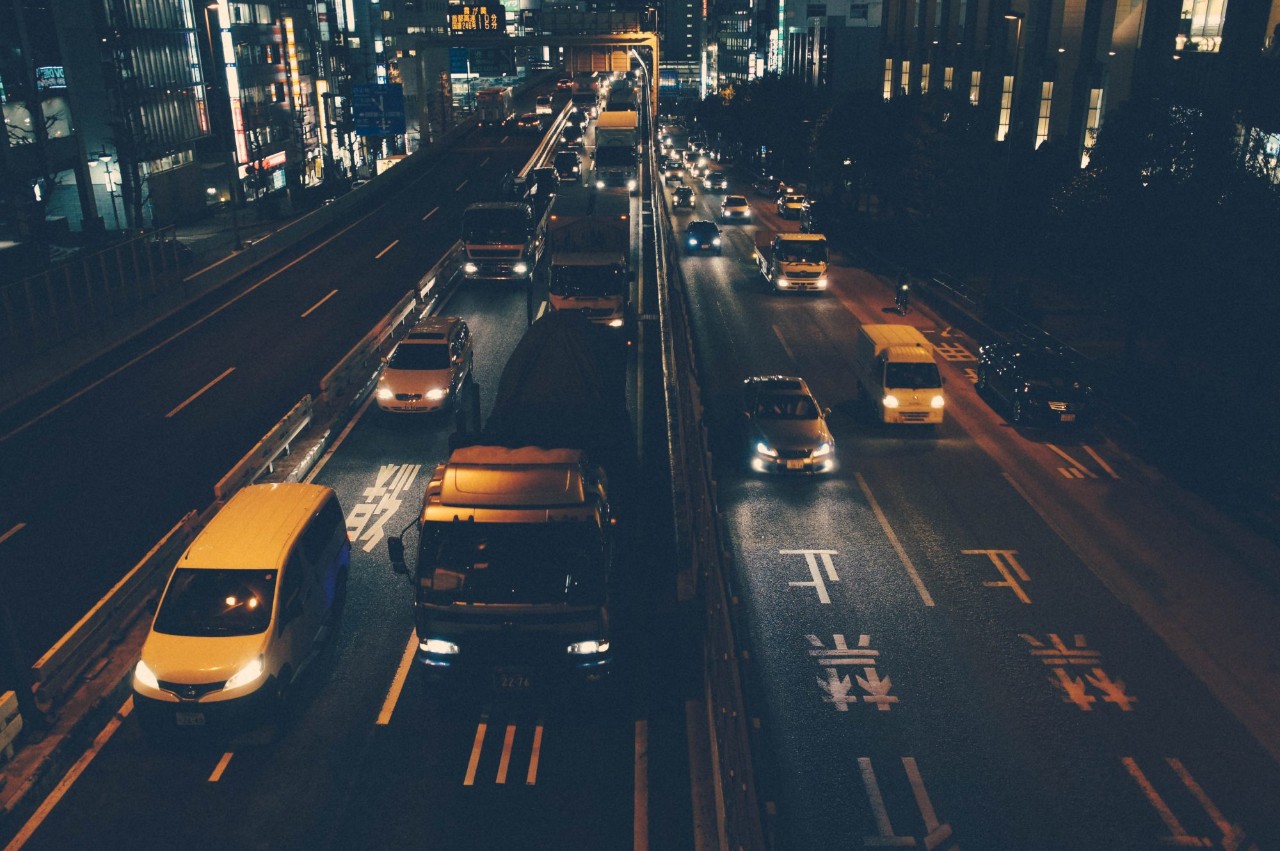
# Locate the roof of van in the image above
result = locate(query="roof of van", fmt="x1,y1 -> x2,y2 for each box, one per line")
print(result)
179,483 -> 334,570
775,233 -> 826,242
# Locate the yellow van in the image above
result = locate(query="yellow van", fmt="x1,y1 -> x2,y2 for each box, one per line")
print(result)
133,483 -> 350,732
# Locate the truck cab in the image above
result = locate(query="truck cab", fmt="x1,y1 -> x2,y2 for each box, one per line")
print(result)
756,233 -> 829,292
461,202 -> 545,281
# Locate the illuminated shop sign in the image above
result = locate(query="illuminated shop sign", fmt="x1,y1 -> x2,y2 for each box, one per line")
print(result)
36,66 -> 66,90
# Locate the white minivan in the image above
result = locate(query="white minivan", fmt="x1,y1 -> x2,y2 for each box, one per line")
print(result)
133,483 -> 350,732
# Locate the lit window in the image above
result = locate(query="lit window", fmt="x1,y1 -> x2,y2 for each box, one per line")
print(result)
900,60 -> 910,95
921,63 -> 930,95
943,66 -> 953,90
883,58 -> 893,100
969,70 -> 980,105
1080,87 -> 1104,167
997,75 -> 1013,140
1035,81 -> 1053,148
1177,0 -> 1227,52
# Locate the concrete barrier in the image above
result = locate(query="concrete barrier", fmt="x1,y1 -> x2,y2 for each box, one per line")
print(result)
29,511 -> 202,711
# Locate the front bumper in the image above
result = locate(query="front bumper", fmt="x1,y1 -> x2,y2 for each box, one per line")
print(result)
133,682 -> 275,731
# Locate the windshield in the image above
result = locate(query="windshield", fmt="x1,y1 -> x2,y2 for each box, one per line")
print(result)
884,362 -> 943,389
754,394 -> 819,420
463,209 -> 530,243
419,522 -> 606,606
595,147 -> 635,166
389,342 -> 449,371
777,240 -> 827,263
551,265 -> 627,297
725,196 -> 747,208
154,568 -> 276,637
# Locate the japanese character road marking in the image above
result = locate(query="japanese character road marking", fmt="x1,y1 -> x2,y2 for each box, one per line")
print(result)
1123,757 -> 1256,849
782,549 -> 840,604
858,757 -> 959,849
963,549 -> 1031,604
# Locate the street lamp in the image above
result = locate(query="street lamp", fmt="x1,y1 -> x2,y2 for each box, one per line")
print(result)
95,150 -> 121,230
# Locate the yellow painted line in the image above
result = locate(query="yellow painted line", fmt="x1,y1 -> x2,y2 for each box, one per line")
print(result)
634,719 -> 649,850
463,718 -> 488,786
857,758 -> 900,839
1084,445 -> 1120,480
856,473 -> 936,607
0,522 -> 25,546
4,698 -> 133,851
300,289 -> 338,318
1122,757 -> 1199,841
421,207 -> 438,222
208,752 -> 234,783
375,239 -> 399,260
525,723 -> 544,785
495,724 -> 517,784
1167,758 -> 1238,840
1,207 -> 380,443
455,179 -> 468,192
1046,443 -> 1098,479
165,367 -> 235,419
377,633 -> 418,726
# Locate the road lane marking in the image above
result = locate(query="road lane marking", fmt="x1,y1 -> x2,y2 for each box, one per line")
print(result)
855,473 -> 935,607
480,157 -> 490,167
500,136 -> 509,144
963,549 -> 1032,604
1084,445 -> 1120,479
463,717 -> 488,786
165,367 -> 235,419
857,758 -> 901,840
375,239 -> 399,260
0,522 -> 25,546
902,757 -> 954,847
1046,443 -> 1098,479
771,324 -> 797,363
634,719 -> 649,850
208,752 -> 234,782
5,697 -> 132,851
300,289 -> 338,318
495,724 -> 516,784
1121,757 -> 1199,842
1,207 -> 380,444
525,722 -> 544,785
377,633 -> 418,726
1166,758 -> 1244,845
455,180 -> 468,192
421,206 -> 438,222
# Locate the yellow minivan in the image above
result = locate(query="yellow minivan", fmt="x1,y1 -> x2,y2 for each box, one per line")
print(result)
133,483 -> 350,732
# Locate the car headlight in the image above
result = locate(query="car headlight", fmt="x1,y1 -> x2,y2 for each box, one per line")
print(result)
931,394 -> 946,409
608,318 -> 625,328
420,638 -> 459,655
376,387 -> 393,400
425,388 -> 447,401
567,639 -> 610,655
513,262 -> 529,275
463,262 -> 478,274
815,278 -> 829,289
883,394 -> 900,408
224,656 -> 265,691
756,441 -> 778,458
689,237 -> 698,246
812,442 -> 832,458
595,180 -> 605,189
776,278 -> 790,288
712,238 -> 721,246
134,659 -> 160,690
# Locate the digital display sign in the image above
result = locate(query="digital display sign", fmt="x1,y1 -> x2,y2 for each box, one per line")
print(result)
449,4 -> 505,33
36,66 -> 66,90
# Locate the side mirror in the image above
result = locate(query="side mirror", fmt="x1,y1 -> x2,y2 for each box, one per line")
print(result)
388,536 -> 407,575
824,407 -> 832,416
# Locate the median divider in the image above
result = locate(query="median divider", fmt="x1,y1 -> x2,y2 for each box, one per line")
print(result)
213,396 -> 314,501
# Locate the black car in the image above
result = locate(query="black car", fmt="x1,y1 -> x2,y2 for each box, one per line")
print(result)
976,341 -> 1094,425
560,124 -> 585,149
685,220 -> 722,254
553,151 -> 581,179
672,186 -> 695,209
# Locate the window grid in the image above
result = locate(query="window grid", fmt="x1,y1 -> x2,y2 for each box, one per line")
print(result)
997,75 -> 1013,140
944,66 -> 953,90
969,70 -> 980,105
1035,81 -> 1053,148
883,58 -> 894,100
921,62 -> 930,94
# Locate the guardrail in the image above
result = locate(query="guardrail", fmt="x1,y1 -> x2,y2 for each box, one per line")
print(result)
651,129 -> 769,847
0,691 -> 20,765
214,396 -> 314,501
28,510 -> 203,712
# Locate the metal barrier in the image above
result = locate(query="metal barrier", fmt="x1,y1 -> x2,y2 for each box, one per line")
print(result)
650,130 -> 769,847
0,691 -> 20,765
29,510 -> 202,711
213,396 -> 314,501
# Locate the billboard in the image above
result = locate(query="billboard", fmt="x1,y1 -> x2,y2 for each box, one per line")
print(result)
449,4 -> 505,34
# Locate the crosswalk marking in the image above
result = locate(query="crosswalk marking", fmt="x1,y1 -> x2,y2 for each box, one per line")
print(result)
463,719 -> 488,786
932,342 -> 976,362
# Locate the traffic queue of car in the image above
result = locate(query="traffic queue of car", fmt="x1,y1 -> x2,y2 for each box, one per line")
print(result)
659,120 -> 1096,481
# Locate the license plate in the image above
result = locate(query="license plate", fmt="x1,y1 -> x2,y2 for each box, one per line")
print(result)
785,459 -> 806,470
175,711 -> 205,727
1060,413 -> 1076,422
496,673 -> 531,690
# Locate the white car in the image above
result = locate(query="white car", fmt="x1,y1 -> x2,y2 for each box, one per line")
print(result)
721,195 -> 752,222
777,193 -> 806,218
376,316 -> 472,412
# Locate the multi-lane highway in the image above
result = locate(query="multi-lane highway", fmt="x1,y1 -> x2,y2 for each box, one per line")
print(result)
664,143 -> 1280,848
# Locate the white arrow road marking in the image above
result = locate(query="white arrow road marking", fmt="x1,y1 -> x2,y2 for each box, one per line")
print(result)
166,367 -> 235,418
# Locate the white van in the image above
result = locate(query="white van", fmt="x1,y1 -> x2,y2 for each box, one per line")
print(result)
852,324 -> 945,424
133,483 -> 350,732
